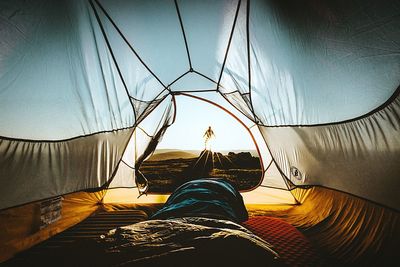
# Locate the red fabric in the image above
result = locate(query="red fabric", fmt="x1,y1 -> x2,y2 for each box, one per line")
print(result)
242,216 -> 322,266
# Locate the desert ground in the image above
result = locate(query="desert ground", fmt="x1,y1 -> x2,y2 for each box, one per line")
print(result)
139,149 -> 262,193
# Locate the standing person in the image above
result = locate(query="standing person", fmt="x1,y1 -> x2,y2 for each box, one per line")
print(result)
203,126 -> 215,150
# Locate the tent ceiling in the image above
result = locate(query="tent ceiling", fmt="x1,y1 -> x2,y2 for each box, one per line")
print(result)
1,0 -> 399,140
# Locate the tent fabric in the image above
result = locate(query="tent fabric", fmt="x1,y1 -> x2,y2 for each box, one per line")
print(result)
0,190 -> 105,262
0,0 -> 135,140
0,129 -> 132,210
247,187 -> 400,264
106,161 -> 136,188
0,0 -> 399,211
259,88 -> 400,209
247,0 -> 400,126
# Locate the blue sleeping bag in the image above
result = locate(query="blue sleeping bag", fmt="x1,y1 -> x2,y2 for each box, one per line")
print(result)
151,178 -> 248,222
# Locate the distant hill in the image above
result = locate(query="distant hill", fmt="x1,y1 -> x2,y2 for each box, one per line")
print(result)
148,150 -> 198,161
150,149 -> 259,160
153,149 -> 201,155
141,149 -> 262,193
218,150 -> 259,157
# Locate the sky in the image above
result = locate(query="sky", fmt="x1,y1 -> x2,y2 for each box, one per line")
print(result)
157,92 -> 257,151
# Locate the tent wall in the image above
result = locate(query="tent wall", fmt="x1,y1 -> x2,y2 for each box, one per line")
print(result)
0,191 -> 105,263
217,0 -> 400,209
246,0 -> 400,126
0,129 -> 133,210
0,0 -> 135,140
0,0 -> 138,210
251,187 -> 400,265
259,90 -> 400,210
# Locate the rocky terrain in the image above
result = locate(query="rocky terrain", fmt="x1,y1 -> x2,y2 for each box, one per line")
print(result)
139,150 -> 262,193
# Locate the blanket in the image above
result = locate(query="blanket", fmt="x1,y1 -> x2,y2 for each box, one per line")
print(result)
32,217 -> 284,267
94,217 -> 284,267
151,178 -> 248,222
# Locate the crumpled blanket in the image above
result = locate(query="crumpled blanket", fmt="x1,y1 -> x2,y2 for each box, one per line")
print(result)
95,217 -> 284,267
26,217 -> 285,267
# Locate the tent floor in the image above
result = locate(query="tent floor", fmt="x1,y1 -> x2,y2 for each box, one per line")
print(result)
4,210 -> 149,266
243,216 -> 325,266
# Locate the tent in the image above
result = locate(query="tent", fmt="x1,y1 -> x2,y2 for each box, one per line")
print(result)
1,0 -> 399,264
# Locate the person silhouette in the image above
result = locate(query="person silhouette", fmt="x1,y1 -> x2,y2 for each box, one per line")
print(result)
203,126 -> 215,150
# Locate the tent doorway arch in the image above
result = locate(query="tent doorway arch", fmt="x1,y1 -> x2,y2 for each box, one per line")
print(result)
139,92 -> 265,193
104,91 -> 297,205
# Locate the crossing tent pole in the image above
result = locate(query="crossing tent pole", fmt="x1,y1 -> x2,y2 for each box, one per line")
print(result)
174,0 -> 192,71
89,0 -> 136,120
246,0 -> 255,114
93,0 -> 167,89
217,0 -> 242,88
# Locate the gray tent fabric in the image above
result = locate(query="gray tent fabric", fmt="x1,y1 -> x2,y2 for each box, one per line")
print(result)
224,0 -> 400,126
0,0 -> 135,140
0,129 -> 133,209
259,89 -> 400,209
0,0 -> 399,210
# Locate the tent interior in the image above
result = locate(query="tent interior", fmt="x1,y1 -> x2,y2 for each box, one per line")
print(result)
1,0 -> 399,266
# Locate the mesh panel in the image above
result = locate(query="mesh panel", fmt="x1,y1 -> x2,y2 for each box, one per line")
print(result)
109,96 -> 175,190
